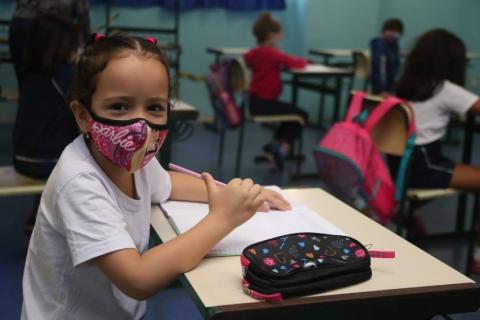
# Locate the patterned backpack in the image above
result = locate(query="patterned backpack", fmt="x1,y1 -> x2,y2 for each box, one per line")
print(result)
314,91 -> 415,224
206,57 -> 249,129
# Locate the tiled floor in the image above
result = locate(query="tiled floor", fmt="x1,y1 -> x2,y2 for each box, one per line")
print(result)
0,120 -> 479,319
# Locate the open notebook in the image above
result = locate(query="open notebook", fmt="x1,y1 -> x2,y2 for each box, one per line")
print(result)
160,187 -> 344,256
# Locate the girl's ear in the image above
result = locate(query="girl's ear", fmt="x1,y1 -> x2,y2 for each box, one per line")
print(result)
70,100 -> 90,133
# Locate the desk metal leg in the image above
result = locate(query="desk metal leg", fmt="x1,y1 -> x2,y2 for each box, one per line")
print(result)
317,56 -> 330,125
466,193 -> 479,275
218,128 -> 225,166
333,76 -> 343,123
458,115 -> 475,232
234,120 -> 246,177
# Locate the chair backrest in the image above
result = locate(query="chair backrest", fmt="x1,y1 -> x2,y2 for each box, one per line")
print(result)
355,92 -> 412,156
352,50 -> 371,79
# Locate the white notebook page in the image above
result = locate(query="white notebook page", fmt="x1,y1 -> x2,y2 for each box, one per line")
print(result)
160,188 -> 344,256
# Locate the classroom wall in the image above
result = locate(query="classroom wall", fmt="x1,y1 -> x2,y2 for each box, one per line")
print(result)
1,0 -> 479,122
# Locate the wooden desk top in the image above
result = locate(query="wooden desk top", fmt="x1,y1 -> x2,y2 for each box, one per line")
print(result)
151,188 -> 477,313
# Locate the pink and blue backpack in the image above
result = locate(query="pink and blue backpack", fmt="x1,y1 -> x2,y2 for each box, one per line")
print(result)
314,91 -> 416,224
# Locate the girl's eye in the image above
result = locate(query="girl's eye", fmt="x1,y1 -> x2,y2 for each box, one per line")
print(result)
109,103 -> 128,112
148,104 -> 166,113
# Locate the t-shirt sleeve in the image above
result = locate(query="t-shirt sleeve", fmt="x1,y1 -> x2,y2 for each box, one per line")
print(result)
273,48 -> 308,69
148,159 -> 172,204
441,81 -> 479,116
56,172 -> 137,267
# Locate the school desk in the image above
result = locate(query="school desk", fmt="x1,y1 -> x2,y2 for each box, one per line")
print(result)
206,47 -> 248,63
285,63 -> 353,131
157,100 -> 199,167
150,188 -> 480,320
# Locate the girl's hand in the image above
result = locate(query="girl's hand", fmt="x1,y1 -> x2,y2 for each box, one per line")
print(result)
257,188 -> 292,212
202,173 -> 264,229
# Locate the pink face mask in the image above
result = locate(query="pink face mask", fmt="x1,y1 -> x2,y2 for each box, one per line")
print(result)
87,113 -> 169,173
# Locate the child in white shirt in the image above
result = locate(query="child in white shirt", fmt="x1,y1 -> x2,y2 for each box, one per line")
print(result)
21,33 -> 291,320
396,29 -> 480,274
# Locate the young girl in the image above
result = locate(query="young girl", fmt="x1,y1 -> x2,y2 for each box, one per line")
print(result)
244,12 -> 308,170
396,29 -> 480,274
21,33 -> 291,319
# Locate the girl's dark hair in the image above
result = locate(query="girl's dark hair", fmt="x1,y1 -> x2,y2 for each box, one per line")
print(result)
252,12 -> 282,44
25,13 -> 83,76
396,28 -> 466,101
68,33 -> 172,108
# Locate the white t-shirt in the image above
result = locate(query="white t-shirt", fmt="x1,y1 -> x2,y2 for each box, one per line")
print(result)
411,80 -> 479,145
21,136 -> 172,320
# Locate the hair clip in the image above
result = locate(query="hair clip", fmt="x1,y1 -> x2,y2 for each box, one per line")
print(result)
94,33 -> 105,42
146,36 -> 158,45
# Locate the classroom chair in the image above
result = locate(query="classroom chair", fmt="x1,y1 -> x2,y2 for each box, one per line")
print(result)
350,50 -> 371,92
349,93 -> 477,275
206,57 -> 306,177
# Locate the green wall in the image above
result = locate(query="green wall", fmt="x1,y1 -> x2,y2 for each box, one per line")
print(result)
1,0 -> 479,122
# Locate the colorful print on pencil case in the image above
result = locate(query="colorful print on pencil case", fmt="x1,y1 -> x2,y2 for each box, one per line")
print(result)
246,234 -> 367,275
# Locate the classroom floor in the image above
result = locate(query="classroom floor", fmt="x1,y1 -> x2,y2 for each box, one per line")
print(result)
0,120 -> 479,319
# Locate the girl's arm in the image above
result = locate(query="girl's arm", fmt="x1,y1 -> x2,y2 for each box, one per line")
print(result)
468,99 -> 480,114
94,174 -> 264,300
168,171 -> 208,202
168,171 -> 291,210
274,49 -> 308,69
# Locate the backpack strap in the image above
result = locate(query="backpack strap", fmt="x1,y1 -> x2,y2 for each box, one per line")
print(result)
362,96 -> 417,201
363,96 -> 415,136
345,91 -> 367,122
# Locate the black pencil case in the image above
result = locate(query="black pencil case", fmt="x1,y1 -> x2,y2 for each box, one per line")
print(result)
241,232 -> 394,302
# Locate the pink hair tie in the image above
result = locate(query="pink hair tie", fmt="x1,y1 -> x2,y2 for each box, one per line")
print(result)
146,36 -> 158,45
94,33 -> 105,42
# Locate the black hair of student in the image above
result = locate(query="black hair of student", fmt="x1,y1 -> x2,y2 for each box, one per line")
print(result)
68,33 -> 174,108
382,18 -> 404,34
396,28 -> 466,102
25,12 -> 83,76
252,12 -> 282,44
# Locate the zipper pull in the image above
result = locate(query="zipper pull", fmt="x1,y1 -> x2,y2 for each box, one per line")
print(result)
368,250 -> 395,258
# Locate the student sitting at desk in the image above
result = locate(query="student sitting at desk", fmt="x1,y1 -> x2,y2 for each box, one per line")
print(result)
244,12 -> 308,171
21,33 -> 291,320
396,29 -> 480,274
12,13 -> 82,179
370,18 -> 403,96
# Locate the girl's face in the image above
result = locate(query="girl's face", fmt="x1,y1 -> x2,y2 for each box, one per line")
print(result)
83,54 -> 170,172
269,31 -> 283,46
91,54 -> 169,125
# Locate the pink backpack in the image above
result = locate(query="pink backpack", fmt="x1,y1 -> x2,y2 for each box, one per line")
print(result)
206,58 -> 244,128
314,91 -> 415,224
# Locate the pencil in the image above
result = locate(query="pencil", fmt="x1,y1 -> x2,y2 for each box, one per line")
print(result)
168,163 -> 227,187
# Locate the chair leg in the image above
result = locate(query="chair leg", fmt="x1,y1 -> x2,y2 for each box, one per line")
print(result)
405,200 -> 416,240
295,129 -> 304,176
218,128 -> 225,167
235,121 -> 246,177
456,194 -> 467,233
466,193 -> 479,275
396,198 -> 408,237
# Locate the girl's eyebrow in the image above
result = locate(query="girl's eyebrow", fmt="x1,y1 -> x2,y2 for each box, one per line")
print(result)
102,96 -> 132,102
